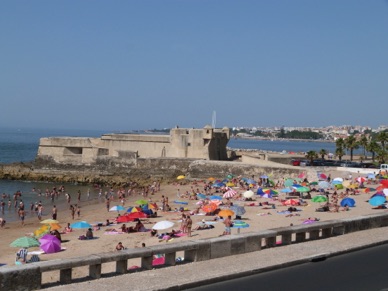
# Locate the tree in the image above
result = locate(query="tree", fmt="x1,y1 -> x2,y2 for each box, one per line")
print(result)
335,138 -> 345,161
376,131 -> 388,150
319,149 -> 328,160
359,135 -> 369,160
305,150 -> 318,165
335,147 -> 345,161
366,140 -> 380,162
344,135 -> 359,161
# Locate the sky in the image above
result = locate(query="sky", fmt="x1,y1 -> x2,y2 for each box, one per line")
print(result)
1,1 -> 388,131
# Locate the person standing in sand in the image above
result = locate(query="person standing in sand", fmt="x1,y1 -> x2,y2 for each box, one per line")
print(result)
52,205 -> 57,220
19,208 -> 25,226
223,215 -> 232,235
186,215 -> 192,237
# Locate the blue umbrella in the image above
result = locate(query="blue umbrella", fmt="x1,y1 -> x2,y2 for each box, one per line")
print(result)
197,193 -> 207,199
340,197 -> 356,207
369,196 -> 386,206
212,182 -> 225,188
71,221 -> 92,229
246,179 -> 256,185
109,205 -> 126,212
231,220 -> 250,234
230,205 -> 246,216
209,195 -> 223,201
281,188 -> 292,193
256,188 -> 265,195
260,175 -> 268,179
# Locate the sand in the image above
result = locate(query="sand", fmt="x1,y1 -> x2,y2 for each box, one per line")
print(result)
0,168 -> 385,283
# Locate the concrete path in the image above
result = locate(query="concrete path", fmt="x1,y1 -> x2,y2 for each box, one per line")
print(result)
47,227 -> 388,291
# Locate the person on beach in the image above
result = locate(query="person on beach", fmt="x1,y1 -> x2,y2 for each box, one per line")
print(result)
0,217 -> 6,228
70,205 -> 75,220
18,208 -> 25,226
52,205 -> 57,220
65,223 -> 72,232
77,190 -> 81,202
223,215 -> 232,235
186,215 -> 192,237
115,242 -> 125,251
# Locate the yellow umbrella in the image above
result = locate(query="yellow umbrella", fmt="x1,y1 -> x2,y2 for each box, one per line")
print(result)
348,184 -> 358,189
40,219 -> 59,224
208,177 -> 216,182
226,182 -> 235,187
177,175 -> 185,180
34,225 -> 50,238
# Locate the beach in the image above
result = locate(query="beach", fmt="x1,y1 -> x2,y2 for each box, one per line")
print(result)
0,167 -> 386,284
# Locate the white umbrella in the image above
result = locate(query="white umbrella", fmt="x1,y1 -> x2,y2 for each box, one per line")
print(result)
223,189 -> 237,199
318,181 -> 330,189
332,177 -> 343,183
152,220 -> 175,230
243,190 -> 254,198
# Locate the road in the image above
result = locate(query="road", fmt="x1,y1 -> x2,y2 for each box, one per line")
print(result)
189,244 -> 388,291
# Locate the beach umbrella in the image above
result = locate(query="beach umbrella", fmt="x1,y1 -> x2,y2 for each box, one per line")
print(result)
318,181 -> 330,189
212,182 -> 226,188
197,193 -> 207,199
333,177 -> 344,183
231,220 -> 250,234
10,237 -> 40,248
246,179 -> 256,185
176,175 -> 185,180
367,173 -> 376,180
207,177 -> 216,182
227,174 -> 234,179
135,199 -> 148,206
70,221 -> 92,229
218,209 -> 234,218
280,188 -> 292,193
260,193 -> 272,199
335,184 -> 344,190
243,190 -> 255,198
357,177 -> 367,184
128,206 -> 143,213
147,203 -> 158,209
283,199 -> 299,206
40,219 -> 59,224
380,180 -> 388,187
384,189 -> 388,196
309,181 -> 318,186
39,234 -> 61,254
202,203 -> 218,213
109,205 -> 126,212
209,195 -> 223,201
49,223 -> 62,231
340,198 -> 356,207
230,205 -> 246,217
343,180 -> 351,188
33,225 -> 50,238
152,220 -> 174,230
226,182 -> 235,187
260,175 -> 268,179
312,195 -> 328,203
223,189 -> 237,198
264,189 -> 278,195
331,180 -> 343,185
296,187 -> 310,193
369,195 -> 386,206
256,188 -> 265,195
319,173 -> 327,180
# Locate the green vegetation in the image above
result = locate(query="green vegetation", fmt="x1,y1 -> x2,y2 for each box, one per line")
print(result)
276,130 -> 323,140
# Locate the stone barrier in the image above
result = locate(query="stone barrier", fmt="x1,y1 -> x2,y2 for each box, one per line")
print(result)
2,212 -> 388,290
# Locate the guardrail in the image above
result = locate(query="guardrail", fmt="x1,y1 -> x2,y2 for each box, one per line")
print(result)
2,212 -> 388,290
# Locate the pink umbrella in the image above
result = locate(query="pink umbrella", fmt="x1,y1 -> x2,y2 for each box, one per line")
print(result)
39,234 -> 61,254
223,189 -> 237,199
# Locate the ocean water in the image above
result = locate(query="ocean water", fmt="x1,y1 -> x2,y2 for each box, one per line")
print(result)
0,127 -> 362,222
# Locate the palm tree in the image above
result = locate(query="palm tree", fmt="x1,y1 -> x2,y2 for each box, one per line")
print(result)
359,135 -> 369,160
335,147 -> 345,161
376,131 -> 388,150
344,135 -> 359,161
366,140 -> 380,162
319,149 -> 327,160
305,150 -> 318,165
375,148 -> 387,164
335,138 -> 345,161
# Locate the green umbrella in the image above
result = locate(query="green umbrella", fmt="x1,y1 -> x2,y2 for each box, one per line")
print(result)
10,236 -> 40,248
284,179 -> 294,187
227,174 -> 234,179
135,199 -> 148,205
310,181 -> 318,186
312,195 -> 328,203
297,187 -> 310,193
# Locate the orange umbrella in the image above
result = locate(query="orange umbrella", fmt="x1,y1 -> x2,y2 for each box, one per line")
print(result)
202,203 -> 218,213
208,177 -> 216,182
218,209 -> 235,217
49,223 -> 62,231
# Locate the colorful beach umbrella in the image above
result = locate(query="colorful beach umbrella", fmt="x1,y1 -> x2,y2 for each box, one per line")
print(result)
109,205 -> 126,212
152,220 -> 174,230
39,234 -> 61,254
10,237 -> 40,248
223,189 -> 237,198
340,198 -> 356,207
218,209 -> 234,218
231,220 -> 250,234
70,221 -> 92,229
369,195 -> 386,206
202,203 -> 218,213
312,195 -> 328,203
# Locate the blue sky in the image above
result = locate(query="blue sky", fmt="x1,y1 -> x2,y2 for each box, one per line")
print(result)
1,1 -> 387,131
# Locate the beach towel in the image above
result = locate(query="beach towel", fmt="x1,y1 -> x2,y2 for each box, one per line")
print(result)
104,231 -> 124,235
277,211 -> 291,215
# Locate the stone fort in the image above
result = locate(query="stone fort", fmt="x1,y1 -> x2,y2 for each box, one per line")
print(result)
37,126 -> 231,165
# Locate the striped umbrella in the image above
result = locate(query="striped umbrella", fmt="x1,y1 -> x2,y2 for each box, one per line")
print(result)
231,220 -> 250,234
223,189 -> 237,198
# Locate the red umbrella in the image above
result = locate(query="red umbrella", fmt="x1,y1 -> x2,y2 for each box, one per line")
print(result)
380,180 -> 388,187
117,212 -> 148,223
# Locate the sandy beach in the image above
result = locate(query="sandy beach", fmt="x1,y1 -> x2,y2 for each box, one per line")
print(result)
0,167 -> 386,284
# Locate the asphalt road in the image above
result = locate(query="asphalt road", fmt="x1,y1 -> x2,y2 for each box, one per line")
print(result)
189,244 -> 388,291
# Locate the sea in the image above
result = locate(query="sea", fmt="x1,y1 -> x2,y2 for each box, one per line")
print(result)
0,127 -> 363,222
